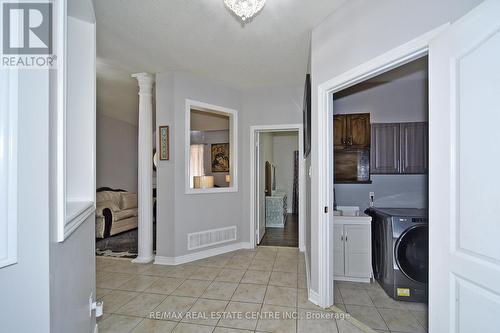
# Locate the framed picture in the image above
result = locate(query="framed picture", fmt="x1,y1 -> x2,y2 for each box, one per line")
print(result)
211,143 -> 230,172
159,126 -> 170,160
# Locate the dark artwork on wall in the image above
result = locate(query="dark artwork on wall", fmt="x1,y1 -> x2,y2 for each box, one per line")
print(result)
303,74 -> 311,158
211,143 -> 230,172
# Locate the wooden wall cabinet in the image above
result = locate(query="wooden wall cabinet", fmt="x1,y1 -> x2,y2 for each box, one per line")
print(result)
371,122 -> 428,174
371,123 -> 400,174
334,113 -> 370,149
400,122 -> 428,174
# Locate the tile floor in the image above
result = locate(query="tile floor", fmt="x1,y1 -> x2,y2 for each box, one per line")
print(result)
96,246 -> 427,333
333,282 -> 428,333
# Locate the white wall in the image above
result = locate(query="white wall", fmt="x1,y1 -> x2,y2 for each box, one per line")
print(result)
272,132 -> 299,212
0,66 -> 96,333
96,114 -> 138,192
309,0 -> 483,296
156,71 -> 303,258
333,68 -> 428,210
0,70 -> 51,332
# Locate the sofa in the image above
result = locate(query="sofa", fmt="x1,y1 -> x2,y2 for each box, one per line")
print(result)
96,188 -> 138,239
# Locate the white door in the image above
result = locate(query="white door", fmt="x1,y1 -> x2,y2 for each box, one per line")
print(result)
429,1 -> 500,332
256,132 -> 266,243
333,224 -> 344,276
344,225 -> 370,278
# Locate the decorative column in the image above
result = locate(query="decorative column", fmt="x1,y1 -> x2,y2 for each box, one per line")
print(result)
132,73 -> 155,263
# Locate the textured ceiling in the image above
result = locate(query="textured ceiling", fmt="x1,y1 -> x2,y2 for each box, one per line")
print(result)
95,0 -> 346,123
95,0 -> 346,87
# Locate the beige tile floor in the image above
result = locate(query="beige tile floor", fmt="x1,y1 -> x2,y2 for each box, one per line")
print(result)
96,247 -> 427,333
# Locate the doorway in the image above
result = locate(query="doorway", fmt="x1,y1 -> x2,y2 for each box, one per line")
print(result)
331,57 -> 429,332
250,124 -> 305,251
315,25 -> 448,309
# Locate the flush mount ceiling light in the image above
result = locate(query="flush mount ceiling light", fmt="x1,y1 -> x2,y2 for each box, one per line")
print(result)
224,0 -> 266,22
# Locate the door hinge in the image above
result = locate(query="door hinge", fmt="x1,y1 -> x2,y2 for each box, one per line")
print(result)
324,206 -> 328,213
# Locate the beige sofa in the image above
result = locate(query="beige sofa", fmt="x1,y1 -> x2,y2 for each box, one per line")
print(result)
96,189 -> 138,239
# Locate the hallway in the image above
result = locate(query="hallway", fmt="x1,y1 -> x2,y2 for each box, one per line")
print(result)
259,214 -> 298,247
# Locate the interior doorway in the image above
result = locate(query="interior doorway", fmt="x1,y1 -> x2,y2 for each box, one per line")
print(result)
330,57 -> 430,332
250,124 -> 305,250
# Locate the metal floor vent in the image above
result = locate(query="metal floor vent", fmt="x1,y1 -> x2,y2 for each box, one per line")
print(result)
188,226 -> 237,250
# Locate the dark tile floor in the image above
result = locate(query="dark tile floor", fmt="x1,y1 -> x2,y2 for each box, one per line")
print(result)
259,214 -> 298,247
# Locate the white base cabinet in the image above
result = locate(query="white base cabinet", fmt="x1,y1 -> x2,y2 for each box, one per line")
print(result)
334,220 -> 372,283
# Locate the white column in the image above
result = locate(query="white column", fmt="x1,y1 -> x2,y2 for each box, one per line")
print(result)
131,73 -> 155,263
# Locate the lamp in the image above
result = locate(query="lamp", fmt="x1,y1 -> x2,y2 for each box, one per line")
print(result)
193,176 -> 214,189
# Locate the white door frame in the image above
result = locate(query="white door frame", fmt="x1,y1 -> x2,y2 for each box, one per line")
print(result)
315,24 -> 448,308
249,124 -> 305,251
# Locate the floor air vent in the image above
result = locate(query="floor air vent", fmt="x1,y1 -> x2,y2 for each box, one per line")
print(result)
188,226 -> 237,251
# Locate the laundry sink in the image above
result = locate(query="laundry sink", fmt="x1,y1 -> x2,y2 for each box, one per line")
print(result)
335,206 -> 361,216
334,206 -> 372,224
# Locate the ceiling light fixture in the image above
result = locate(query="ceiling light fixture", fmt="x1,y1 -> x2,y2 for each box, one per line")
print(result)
224,0 -> 266,22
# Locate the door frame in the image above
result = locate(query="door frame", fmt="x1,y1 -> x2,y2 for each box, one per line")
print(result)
249,124 -> 305,251
315,24 -> 448,308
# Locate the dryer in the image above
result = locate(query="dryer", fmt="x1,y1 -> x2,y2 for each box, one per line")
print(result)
366,208 -> 428,303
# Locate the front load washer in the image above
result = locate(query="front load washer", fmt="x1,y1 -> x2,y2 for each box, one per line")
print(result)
366,208 -> 428,302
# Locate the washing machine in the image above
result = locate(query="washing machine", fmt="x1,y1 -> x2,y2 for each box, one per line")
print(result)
366,208 -> 428,303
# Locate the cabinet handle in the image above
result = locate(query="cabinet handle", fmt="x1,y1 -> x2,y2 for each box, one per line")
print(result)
341,235 -> 344,241
345,235 -> 348,242
348,137 -> 353,145
341,138 -> 346,144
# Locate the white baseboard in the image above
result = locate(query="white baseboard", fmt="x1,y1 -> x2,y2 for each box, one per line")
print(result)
334,276 -> 371,283
154,242 -> 253,266
309,289 -> 320,306
304,248 -> 321,306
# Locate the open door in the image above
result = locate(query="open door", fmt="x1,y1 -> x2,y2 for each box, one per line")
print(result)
429,1 -> 500,331
255,132 -> 266,244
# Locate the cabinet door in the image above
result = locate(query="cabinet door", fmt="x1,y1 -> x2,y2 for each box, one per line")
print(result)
371,123 -> 400,174
344,225 -> 371,278
400,122 -> 428,174
333,224 -> 345,276
334,115 -> 346,148
347,113 -> 371,148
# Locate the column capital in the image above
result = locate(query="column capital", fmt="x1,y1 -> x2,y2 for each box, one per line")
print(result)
132,72 -> 155,94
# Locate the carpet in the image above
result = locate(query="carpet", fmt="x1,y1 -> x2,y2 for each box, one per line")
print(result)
95,223 -> 156,259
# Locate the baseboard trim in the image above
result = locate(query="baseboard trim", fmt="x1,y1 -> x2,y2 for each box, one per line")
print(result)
132,255 -> 154,264
154,242 -> 253,266
334,276 -> 371,283
309,288 -> 320,306
304,248 -> 321,306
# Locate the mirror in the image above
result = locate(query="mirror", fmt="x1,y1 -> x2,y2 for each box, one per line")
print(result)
186,100 -> 238,193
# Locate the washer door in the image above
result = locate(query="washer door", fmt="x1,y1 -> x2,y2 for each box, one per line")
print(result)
395,225 -> 428,284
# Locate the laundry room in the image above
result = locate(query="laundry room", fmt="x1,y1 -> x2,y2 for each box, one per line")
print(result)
332,56 -> 429,331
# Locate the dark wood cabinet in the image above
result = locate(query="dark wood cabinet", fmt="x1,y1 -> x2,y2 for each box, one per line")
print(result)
371,122 -> 428,174
348,113 -> 371,148
334,113 -> 370,149
400,122 -> 428,174
334,116 -> 346,148
371,123 -> 400,174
